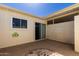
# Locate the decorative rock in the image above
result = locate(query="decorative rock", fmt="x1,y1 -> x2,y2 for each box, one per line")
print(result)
26,48 -> 63,56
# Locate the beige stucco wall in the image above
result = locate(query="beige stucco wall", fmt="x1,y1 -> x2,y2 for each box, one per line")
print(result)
46,21 -> 74,44
0,9 -> 46,48
74,15 -> 79,52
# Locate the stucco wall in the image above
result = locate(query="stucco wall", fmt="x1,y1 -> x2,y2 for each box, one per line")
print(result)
0,9 -> 46,48
46,21 -> 74,44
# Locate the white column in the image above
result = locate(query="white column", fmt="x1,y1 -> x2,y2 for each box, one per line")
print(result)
74,15 -> 79,52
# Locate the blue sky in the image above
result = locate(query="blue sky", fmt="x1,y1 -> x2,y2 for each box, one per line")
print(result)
3,3 -> 75,17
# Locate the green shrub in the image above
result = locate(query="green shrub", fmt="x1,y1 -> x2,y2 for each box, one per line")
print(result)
12,32 -> 19,37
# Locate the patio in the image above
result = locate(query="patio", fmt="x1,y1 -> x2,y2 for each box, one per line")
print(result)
0,39 -> 79,56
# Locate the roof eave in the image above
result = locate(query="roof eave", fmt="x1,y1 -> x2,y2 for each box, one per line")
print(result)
0,4 -> 44,20
45,3 -> 79,20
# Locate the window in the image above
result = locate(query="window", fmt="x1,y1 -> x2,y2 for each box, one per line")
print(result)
13,18 -> 20,28
21,20 -> 27,28
47,20 -> 53,25
12,18 -> 27,28
54,15 -> 74,24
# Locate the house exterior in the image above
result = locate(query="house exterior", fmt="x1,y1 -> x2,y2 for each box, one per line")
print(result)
0,4 -> 79,53
46,3 -> 79,53
0,4 -> 46,49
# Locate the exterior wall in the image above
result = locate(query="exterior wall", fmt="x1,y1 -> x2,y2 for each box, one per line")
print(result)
46,21 -> 74,44
0,9 -> 46,48
74,15 -> 79,52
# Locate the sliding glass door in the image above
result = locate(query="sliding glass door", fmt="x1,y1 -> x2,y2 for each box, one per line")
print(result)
35,23 -> 41,40
41,24 -> 46,39
35,23 -> 46,40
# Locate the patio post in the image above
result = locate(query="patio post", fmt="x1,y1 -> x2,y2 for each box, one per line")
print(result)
74,15 -> 79,52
